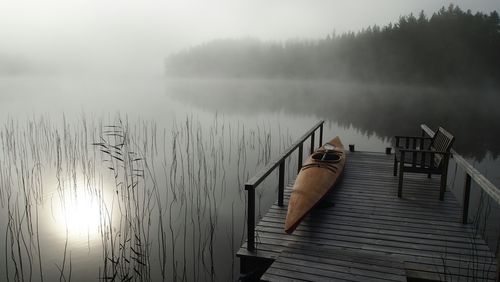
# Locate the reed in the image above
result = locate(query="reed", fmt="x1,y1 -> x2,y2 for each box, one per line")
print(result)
0,113 -> 291,281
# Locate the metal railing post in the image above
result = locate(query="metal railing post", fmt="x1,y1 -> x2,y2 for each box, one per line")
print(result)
462,174 -> 471,224
246,184 -> 255,251
278,162 -> 285,206
310,132 -> 315,154
319,124 -> 323,147
298,143 -> 303,173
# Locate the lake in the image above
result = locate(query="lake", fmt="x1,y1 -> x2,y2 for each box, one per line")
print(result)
0,74 -> 498,281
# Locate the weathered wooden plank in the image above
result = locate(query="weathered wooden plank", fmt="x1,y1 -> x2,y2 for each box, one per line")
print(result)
259,215 -> 484,244
268,206 -> 471,230
268,204 -> 463,226
280,247 -> 405,272
278,253 -> 405,277
254,226 -> 495,259
405,261 -> 497,281
269,260 -> 404,282
250,236 -> 497,281
263,243 -> 407,281
263,266 -> 354,282
250,235 -> 495,269
278,196 -> 463,220
267,207 -> 470,232
260,272 -> 310,282
249,240 -> 495,281
237,243 -> 281,259
286,184 -> 460,204
262,210 -> 472,236
257,219 -> 490,250
238,151 -> 498,281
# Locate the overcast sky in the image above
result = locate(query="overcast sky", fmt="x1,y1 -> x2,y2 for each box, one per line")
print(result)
1,0 -> 499,75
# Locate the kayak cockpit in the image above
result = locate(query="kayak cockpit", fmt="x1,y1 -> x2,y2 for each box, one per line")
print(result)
311,151 -> 342,162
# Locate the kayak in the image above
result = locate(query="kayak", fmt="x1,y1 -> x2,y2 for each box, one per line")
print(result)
284,137 -> 346,234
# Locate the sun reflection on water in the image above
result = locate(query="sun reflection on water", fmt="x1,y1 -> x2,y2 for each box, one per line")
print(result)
51,185 -> 107,241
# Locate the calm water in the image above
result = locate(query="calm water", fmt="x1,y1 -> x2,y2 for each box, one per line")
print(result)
0,74 -> 498,281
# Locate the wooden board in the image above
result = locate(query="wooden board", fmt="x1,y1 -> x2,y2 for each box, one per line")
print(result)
237,151 -> 498,281
261,242 -> 407,282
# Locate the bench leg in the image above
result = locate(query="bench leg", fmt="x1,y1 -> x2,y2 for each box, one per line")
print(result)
393,156 -> 398,176
439,173 -> 447,201
398,164 -> 404,198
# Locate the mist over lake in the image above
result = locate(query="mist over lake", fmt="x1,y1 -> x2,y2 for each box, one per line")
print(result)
1,1 -> 499,281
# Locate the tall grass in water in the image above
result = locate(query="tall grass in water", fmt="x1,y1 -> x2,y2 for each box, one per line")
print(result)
0,113 -> 291,281
93,119 -> 153,281
1,117 -> 54,282
439,164 -> 499,281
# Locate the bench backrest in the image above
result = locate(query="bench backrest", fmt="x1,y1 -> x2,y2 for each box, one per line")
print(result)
429,127 -> 455,167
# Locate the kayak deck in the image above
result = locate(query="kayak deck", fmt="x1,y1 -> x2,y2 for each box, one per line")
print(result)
285,137 -> 346,233
237,151 -> 498,281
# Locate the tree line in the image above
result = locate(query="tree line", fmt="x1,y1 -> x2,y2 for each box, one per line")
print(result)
165,5 -> 500,85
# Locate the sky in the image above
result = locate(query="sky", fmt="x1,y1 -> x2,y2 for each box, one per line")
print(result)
1,0 -> 499,75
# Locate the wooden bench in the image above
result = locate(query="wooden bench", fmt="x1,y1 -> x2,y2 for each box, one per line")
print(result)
393,127 -> 455,200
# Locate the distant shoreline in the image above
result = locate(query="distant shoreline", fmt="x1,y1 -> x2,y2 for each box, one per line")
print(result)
165,5 -> 500,87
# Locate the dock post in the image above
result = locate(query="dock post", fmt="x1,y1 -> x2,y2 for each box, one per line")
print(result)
462,174 -> 471,224
319,124 -> 323,147
298,143 -> 303,173
349,144 -> 355,152
310,132 -> 315,154
278,162 -> 285,207
246,184 -> 255,251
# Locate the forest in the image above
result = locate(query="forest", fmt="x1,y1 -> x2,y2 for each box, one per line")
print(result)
165,5 -> 500,86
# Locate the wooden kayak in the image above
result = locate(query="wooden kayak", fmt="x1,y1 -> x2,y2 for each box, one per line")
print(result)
284,137 -> 346,234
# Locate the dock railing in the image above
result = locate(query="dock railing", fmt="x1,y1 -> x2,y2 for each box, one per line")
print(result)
420,124 -> 500,222
421,124 -> 500,281
245,120 -> 324,251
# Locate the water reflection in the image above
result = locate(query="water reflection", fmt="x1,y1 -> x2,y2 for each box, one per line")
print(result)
0,112 -> 297,281
167,77 -> 500,260
49,185 -> 104,240
167,78 -> 500,160
0,75 -> 498,281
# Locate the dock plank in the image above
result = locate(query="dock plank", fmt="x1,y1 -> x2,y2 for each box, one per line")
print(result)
237,151 -> 498,281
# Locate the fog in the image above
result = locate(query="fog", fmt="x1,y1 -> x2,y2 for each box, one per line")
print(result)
1,0 -> 499,75
1,2 -> 500,281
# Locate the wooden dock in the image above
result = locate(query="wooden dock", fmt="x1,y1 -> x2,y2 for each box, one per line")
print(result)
237,151 -> 498,281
